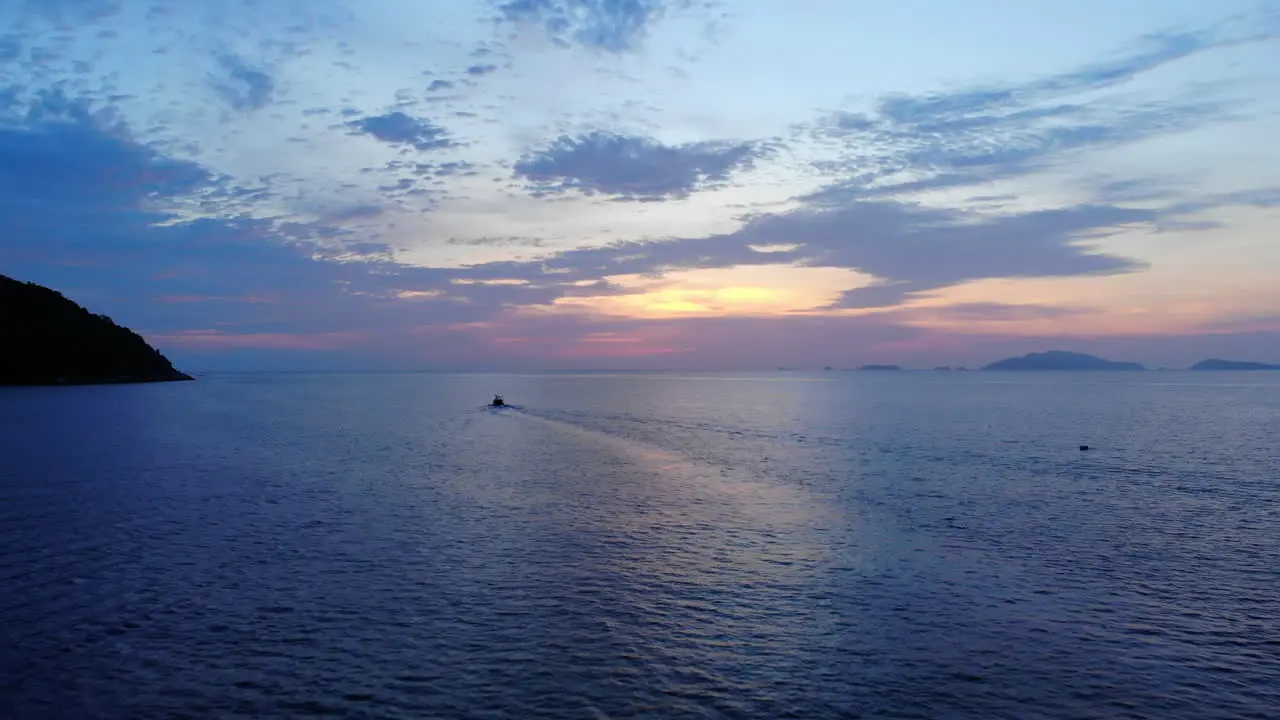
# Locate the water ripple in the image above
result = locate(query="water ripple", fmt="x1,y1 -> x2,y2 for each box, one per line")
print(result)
1,372 -> 1278,718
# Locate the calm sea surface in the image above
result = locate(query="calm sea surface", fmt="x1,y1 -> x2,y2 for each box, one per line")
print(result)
2,371 -> 1278,719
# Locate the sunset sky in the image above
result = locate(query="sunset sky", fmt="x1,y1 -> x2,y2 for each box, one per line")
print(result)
2,0 -> 1278,370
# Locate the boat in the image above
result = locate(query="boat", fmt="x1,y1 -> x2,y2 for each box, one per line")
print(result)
491,394 -> 505,407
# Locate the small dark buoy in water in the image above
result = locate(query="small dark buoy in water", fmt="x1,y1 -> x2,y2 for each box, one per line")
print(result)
1079,445 -> 1090,451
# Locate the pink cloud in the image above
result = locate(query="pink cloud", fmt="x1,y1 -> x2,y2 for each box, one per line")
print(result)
439,318 -> 690,360
152,329 -> 367,350
554,331 -> 687,357
578,332 -> 648,344
149,305 -> 1280,371
555,342 -> 684,358
1192,314 -> 1280,335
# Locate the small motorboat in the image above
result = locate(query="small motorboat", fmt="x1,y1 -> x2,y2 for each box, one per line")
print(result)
491,394 -> 505,407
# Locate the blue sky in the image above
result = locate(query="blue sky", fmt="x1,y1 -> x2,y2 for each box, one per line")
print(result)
2,0 -> 1278,370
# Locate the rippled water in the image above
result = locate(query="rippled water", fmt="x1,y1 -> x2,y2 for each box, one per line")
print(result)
2,371 -> 1278,719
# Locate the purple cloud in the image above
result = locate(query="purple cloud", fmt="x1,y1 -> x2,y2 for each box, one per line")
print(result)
347,112 -> 454,151
514,131 -> 769,201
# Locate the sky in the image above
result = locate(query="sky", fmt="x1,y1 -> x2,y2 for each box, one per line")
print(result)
1,0 -> 1278,371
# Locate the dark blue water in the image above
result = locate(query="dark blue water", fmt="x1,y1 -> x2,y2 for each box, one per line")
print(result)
2,371 -> 1278,719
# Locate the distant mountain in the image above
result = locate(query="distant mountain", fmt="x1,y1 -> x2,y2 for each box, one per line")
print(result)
1191,359 -> 1280,371
1,274 -> 193,385
859,364 -> 901,371
982,350 -> 1145,371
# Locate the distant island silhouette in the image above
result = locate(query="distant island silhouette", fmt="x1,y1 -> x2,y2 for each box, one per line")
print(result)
826,355 -> 1278,372
1191,359 -> 1280,371
1,274 -> 193,386
982,350 -> 1145,371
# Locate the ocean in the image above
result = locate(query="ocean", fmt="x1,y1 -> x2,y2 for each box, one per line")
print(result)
1,371 -> 1277,719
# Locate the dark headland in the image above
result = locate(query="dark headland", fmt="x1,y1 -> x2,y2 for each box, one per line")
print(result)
1,274 -> 193,386
1191,359 -> 1280,371
982,350 -> 1145,371
858,364 -> 902,371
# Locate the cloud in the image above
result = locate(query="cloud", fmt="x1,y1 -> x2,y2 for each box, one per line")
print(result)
361,159 -> 480,206
902,303 -> 1088,323
446,236 -> 547,248
16,0 -> 121,27
436,311 -> 927,369
873,31 -> 1217,126
0,35 -> 19,62
0,97 -> 420,331
801,203 -> 1151,308
319,203 -> 384,223
1070,175 -> 1280,230
513,131 -> 768,201
494,0 -> 667,53
1084,176 -> 1192,204
3,8 -> 1272,370
0,105 -> 209,213
212,54 -> 274,111
0,91 -> 663,353
1166,187 -> 1280,215
454,197 -> 1152,309
153,329 -> 368,351
804,27 -> 1274,198
1,90 -> 1260,371
382,159 -> 479,181
810,99 -> 1228,201
346,111 -> 454,151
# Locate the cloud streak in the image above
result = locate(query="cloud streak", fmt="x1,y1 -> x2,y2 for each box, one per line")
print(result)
803,26 -> 1275,199
452,197 -> 1153,309
347,111 -> 455,151
494,0 -> 669,52
514,131 -> 768,201
213,54 -> 273,111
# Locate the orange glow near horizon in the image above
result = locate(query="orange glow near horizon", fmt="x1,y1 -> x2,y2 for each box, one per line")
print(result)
486,328 -> 686,358
893,259 -> 1280,337
540,264 -> 876,318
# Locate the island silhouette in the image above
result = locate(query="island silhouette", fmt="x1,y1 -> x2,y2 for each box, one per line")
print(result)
977,351 -> 1279,371
1,274 -> 193,386
981,350 -> 1144,371
1191,359 -> 1280,371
